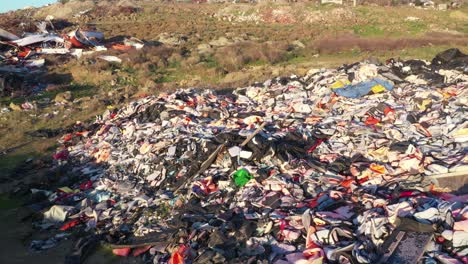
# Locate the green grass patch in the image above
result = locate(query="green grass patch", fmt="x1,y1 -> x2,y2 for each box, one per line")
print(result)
0,152 -> 37,178
0,84 -> 96,106
246,60 -> 267,67
405,21 -> 428,34
155,75 -> 178,83
153,68 -> 185,84
0,194 -> 22,210
0,96 -> 22,105
168,60 -> 182,69
204,55 -> 220,68
85,244 -> 119,264
353,24 -> 385,37
286,54 -> 308,64
122,66 -> 137,75
148,63 -> 158,74
116,75 -> 137,86
457,23 -> 468,34
354,6 -> 371,16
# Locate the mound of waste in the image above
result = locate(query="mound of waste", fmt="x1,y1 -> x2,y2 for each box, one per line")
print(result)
0,19 -> 143,98
30,49 -> 467,264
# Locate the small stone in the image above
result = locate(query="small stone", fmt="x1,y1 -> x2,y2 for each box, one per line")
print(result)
157,33 -> 187,46
197,43 -> 213,55
54,91 -> 73,104
209,37 -> 232,47
438,3 -> 447,10
292,40 -> 305,49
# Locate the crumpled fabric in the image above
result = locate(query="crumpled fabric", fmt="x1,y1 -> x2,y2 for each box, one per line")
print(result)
334,78 -> 394,98
43,205 -> 75,223
30,53 -> 468,263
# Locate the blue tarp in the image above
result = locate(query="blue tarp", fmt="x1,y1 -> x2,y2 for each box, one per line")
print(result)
334,78 -> 394,98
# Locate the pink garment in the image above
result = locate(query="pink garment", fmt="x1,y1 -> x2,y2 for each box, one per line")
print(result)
283,229 -> 301,241
286,252 -> 306,263
448,194 -> 468,203
435,253 -> 463,264
316,211 -> 345,220
284,252 -> 323,264
435,193 -> 468,203
112,247 -> 131,256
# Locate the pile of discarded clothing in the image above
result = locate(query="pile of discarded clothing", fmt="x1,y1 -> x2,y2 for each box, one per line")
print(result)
31,49 -> 467,264
0,19 -> 143,97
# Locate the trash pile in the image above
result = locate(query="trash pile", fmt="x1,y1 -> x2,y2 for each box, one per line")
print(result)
0,19 -> 143,97
31,49 -> 467,264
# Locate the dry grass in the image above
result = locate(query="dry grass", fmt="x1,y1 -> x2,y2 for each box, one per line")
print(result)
214,41 -> 288,71
124,45 -> 176,66
313,33 -> 468,53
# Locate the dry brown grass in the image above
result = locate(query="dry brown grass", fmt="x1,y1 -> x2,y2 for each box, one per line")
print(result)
214,41 -> 288,71
313,33 -> 468,53
126,45 -> 175,65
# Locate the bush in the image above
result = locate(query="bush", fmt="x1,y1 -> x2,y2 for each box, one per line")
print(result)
214,41 -> 288,71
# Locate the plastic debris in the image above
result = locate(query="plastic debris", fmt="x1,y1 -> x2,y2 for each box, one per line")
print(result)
232,168 -> 254,187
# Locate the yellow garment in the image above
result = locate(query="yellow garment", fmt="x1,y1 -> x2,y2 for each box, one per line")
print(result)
418,99 -> 432,111
58,187 -> 78,193
371,84 -> 386,94
370,163 -> 386,174
368,147 -> 389,162
139,142 -> 153,154
453,128 -> 468,136
330,80 -> 351,89
313,217 -> 326,226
